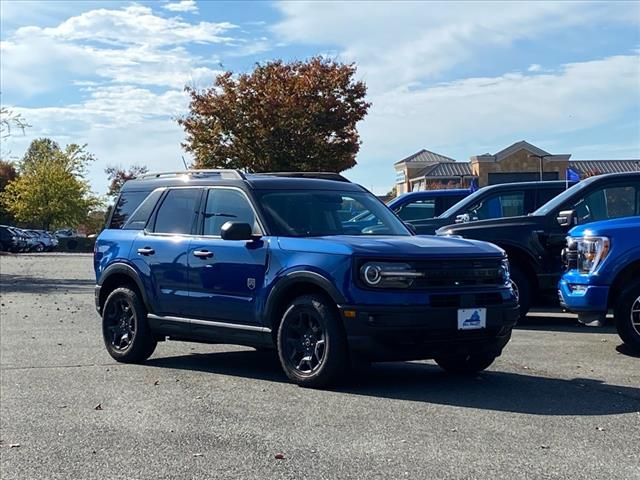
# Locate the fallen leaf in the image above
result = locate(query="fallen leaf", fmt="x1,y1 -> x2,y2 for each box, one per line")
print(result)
153,380 -> 159,386
94,403 -> 103,411
540,444 -> 550,449
9,443 -> 20,448
193,453 -> 203,457
596,426 -> 605,431
275,453 -> 285,460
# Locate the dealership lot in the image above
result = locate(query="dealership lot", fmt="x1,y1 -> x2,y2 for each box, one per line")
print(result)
1,254 -> 639,480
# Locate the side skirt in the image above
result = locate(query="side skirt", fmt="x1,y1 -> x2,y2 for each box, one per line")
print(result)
147,314 -> 273,348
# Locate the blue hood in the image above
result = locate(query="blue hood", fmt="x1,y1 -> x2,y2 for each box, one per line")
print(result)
569,216 -> 640,237
277,235 -> 504,258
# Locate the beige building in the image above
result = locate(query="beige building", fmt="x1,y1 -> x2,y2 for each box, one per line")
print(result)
394,140 -> 640,194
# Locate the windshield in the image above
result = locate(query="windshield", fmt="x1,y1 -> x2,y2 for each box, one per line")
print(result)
532,178 -> 596,215
257,190 -> 411,237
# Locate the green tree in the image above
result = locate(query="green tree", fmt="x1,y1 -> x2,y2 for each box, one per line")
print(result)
179,57 -> 370,173
1,138 -> 102,230
0,160 -> 18,223
105,164 -> 148,198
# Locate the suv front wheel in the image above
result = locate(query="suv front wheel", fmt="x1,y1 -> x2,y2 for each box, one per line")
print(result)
102,287 -> 157,363
277,294 -> 348,388
614,279 -> 640,353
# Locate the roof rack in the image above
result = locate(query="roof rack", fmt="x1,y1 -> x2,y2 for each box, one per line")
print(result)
136,169 -> 246,181
255,172 -> 351,183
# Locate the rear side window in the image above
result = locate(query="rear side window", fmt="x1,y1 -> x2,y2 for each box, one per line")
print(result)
123,189 -> 163,230
109,191 -> 151,229
152,188 -> 201,234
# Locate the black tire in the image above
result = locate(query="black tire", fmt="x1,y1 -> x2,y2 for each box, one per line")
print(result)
614,280 -> 640,353
510,264 -> 531,318
276,294 -> 349,388
435,353 -> 497,374
102,287 -> 157,363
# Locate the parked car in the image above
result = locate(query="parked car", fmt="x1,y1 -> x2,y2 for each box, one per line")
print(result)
54,229 -> 78,238
349,189 -> 470,230
559,216 -> 640,352
409,181 -> 575,235
27,230 -> 57,251
95,170 -> 518,387
6,227 -> 28,252
437,172 -> 640,317
0,225 -> 20,252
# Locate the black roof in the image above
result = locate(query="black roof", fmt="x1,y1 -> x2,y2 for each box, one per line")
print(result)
121,170 -> 365,193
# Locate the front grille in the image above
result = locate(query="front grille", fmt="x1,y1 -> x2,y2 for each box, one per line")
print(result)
411,258 -> 504,288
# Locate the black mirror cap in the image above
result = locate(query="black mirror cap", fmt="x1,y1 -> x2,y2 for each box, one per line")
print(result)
557,209 -> 577,227
221,221 -> 255,241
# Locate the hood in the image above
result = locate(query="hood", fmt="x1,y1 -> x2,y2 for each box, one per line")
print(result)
436,215 -> 544,236
569,216 -> 640,238
277,235 -> 504,258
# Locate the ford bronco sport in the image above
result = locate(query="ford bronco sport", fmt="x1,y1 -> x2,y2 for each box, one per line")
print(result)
94,170 -> 518,387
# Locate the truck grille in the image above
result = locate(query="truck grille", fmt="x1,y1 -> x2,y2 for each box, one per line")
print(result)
410,258 -> 504,288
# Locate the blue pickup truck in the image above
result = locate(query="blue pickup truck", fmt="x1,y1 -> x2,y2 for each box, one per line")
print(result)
559,216 -> 640,352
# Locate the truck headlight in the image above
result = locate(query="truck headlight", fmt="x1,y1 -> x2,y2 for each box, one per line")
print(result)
576,236 -> 610,274
360,262 -> 424,288
499,258 -> 511,284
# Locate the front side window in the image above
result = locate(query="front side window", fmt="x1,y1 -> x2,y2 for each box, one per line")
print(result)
203,189 -> 259,236
571,185 -> 639,223
258,190 -> 410,237
153,188 -> 201,234
395,199 -> 436,222
463,192 -> 525,221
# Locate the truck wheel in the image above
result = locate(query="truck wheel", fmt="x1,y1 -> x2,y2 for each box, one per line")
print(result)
435,353 -> 497,374
277,294 -> 348,388
102,287 -> 157,363
510,264 -> 531,318
614,280 -> 640,353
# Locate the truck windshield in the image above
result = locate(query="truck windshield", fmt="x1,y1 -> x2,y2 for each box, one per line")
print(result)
257,190 -> 411,237
439,188 -> 488,219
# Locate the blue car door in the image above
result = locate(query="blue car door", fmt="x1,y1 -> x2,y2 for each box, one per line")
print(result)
186,187 -> 268,326
130,187 -> 202,316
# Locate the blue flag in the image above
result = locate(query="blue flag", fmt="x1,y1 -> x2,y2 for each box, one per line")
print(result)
469,178 -> 479,192
566,167 -> 580,182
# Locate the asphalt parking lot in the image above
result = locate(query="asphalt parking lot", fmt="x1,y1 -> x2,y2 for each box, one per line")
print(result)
1,253 -> 638,480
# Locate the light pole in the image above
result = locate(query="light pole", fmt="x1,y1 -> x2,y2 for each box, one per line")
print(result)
528,154 -> 553,181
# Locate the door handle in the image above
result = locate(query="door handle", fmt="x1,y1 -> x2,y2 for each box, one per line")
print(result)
137,247 -> 155,256
193,249 -> 213,259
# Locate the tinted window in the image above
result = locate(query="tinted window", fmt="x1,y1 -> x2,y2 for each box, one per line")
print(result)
571,184 -> 639,223
536,187 -> 564,207
260,190 -> 410,237
463,192 -> 525,221
395,199 -> 436,222
123,189 -> 163,230
153,188 -> 201,234
203,189 -> 258,236
109,191 -> 151,229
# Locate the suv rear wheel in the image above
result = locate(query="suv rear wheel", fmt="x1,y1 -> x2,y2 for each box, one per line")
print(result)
102,287 -> 157,363
277,294 -> 348,388
435,353 -> 497,374
614,279 -> 640,353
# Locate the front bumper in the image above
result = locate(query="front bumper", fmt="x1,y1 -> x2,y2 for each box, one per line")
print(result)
339,302 -> 519,361
557,279 -> 609,313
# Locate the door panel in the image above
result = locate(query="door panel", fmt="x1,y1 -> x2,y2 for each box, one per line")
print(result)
186,188 -> 268,325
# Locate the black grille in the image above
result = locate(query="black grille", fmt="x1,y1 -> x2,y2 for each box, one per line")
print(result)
430,292 -> 503,308
411,258 -> 504,288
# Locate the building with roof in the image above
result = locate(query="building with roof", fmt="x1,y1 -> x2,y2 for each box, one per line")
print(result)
394,141 -> 640,194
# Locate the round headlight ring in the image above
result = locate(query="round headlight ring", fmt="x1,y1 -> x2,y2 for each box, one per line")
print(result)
363,264 -> 382,285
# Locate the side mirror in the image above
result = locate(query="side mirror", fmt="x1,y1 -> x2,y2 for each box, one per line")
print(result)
455,213 -> 470,224
557,210 -> 576,227
221,221 -> 254,241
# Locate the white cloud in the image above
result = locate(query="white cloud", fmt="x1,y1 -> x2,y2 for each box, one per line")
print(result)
527,64 -> 542,72
163,0 -> 199,14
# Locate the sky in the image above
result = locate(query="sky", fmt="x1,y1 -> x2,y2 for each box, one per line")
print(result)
1,0 -> 639,195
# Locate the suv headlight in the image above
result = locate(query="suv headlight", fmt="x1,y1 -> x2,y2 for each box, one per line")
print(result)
576,236 -> 610,274
499,258 -> 510,284
360,262 -> 424,288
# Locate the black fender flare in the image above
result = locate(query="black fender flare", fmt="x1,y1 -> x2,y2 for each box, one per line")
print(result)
263,271 -> 347,327
97,262 -> 153,313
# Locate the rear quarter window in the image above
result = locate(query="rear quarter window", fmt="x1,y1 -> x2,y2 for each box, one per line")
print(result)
109,190 -> 152,229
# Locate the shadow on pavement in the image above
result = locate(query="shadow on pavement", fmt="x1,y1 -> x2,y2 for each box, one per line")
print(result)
147,349 -> 640,416
0,274 -> 94,294
516,314 -> 617,335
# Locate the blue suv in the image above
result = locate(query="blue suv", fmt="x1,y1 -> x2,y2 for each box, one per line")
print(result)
94,170 -> 518,387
